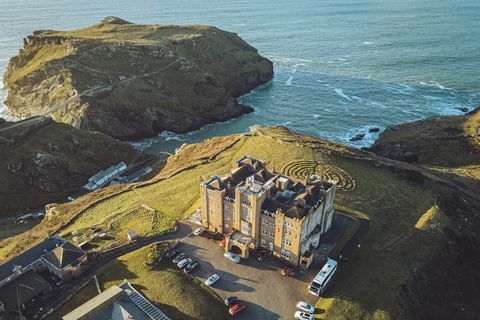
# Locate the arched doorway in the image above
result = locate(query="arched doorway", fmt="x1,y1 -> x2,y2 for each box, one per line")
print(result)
230,245 -> 243,255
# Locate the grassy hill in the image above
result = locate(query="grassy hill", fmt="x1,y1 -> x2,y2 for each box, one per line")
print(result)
1,126 -> 479,319
4,17 -> 273,139
368,108 -> 480,180
0,117 -> 135,215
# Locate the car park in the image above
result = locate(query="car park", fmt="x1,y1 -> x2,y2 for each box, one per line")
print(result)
256,250 -> 268,262
224,296 -> 239,307
296,301 -> 315,313
193,227 -> 205,236
205,274 -> 220,286
224,252 -> 241,263
165,250 -> 179,260
177,257 -> 192,269
183,260 -> 199,273
294,311 -> 314,320
229,303 -> 246,316
173,253 -> 187,264
281,264 -> 296,276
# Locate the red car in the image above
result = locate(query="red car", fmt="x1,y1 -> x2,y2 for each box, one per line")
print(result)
281,264 -> 296,276
229,303 -> 246,316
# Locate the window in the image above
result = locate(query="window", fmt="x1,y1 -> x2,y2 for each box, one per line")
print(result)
270,232 -> 275,238
269,222 -> 274,228
225,224 -> 229,230
261,239 -> 266,247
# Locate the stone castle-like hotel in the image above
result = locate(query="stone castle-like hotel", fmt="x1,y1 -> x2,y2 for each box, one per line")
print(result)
200,156 -> 336,269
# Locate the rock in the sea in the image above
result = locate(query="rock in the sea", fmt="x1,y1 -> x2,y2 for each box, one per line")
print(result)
350,133 -> 365,142
4,17 -> 274,139
369,127 -> 380,133
456,107 -> 469,113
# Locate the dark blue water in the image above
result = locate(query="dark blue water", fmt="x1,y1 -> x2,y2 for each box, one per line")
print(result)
1,0 -> 479,151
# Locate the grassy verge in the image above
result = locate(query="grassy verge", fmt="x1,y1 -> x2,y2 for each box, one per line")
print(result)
57,244 -> 229,320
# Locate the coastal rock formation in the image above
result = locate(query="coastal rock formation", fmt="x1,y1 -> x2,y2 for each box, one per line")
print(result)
3,17 -> 273,139
0,116 -> 136,215
368,108 -> 480,167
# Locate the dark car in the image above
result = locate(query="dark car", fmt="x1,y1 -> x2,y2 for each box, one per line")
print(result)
50,274 -> 63,287
183,260 -> 199,273
281,264 -> 296,277
165,250 -> 179,260
256,250 -> 268,262
229,303 -> 246,316
224,296 -> 238,307
172,253 -> 187,264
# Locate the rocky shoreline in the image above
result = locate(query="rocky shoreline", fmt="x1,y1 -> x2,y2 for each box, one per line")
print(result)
3,17 -> 273,140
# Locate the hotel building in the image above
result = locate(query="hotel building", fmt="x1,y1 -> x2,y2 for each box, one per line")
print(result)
200,156 -> 336,269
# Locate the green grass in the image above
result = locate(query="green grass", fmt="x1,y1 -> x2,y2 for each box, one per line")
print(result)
3,127 -> 453,319
51,279 -> 99,319
58,244 -> 229,320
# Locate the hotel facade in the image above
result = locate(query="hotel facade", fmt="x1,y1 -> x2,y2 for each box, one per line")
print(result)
200,156 -> 336,269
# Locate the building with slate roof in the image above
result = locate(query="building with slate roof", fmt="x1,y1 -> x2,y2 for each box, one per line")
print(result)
200,155 -> 336,269
62,280 -> 170,320
0,236 -> 89,314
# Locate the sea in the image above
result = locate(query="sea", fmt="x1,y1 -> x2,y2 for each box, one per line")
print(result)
1,0 -> 479,153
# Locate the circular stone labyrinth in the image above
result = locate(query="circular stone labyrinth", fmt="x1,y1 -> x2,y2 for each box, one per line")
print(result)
282,160 -> 356,191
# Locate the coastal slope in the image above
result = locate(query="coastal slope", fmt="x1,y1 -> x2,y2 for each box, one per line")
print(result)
2,126 -> 479,319
368,108 -> 480,179
0,116 -> 135,215
3,17 -> 273,139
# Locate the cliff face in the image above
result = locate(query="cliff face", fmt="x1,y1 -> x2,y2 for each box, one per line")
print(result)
3,17 -> 273,139
0,116 -> 136,215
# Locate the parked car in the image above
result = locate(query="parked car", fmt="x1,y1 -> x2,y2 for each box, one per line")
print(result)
224,296 -> 238,307
224,252 -> 241,263
67,196 -> 75,202
294,311 -> 314,320
220,238 -> 226,247
281,264 -> 296,276
256,250 -> 268,262
183,260 -> 199,273
193,227 -> 205,236
229,303 -> 246,316
165,250 -> 179,260
177,257 -> 192,268
296,301 -> 315,313
173,253 -> 187,264
50,274 -> 63,287
205,274 -> 220,286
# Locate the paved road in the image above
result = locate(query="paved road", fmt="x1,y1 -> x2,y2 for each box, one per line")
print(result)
39,222 -> 194,319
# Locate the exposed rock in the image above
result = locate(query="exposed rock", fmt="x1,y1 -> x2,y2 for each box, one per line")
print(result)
3,17 -> 274,140
368,127 -> 380,133
0,118 -> 136,215
456,107 -> 469,113
350,133 -> 365,142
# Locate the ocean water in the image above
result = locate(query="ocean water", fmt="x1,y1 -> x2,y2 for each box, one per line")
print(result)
1,0 -> 479,152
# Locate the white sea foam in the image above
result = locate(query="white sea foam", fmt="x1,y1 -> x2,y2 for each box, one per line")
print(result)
313,114 -> 320,119
159,131 -> 186,142
334,88 -> 352,101
286,76 -> 293,86
363,41 -> 375,45
352,96 -> 363,101
282,121 -> 292,125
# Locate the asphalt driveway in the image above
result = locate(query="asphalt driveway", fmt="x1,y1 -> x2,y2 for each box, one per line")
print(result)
177,230 -> 321,320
